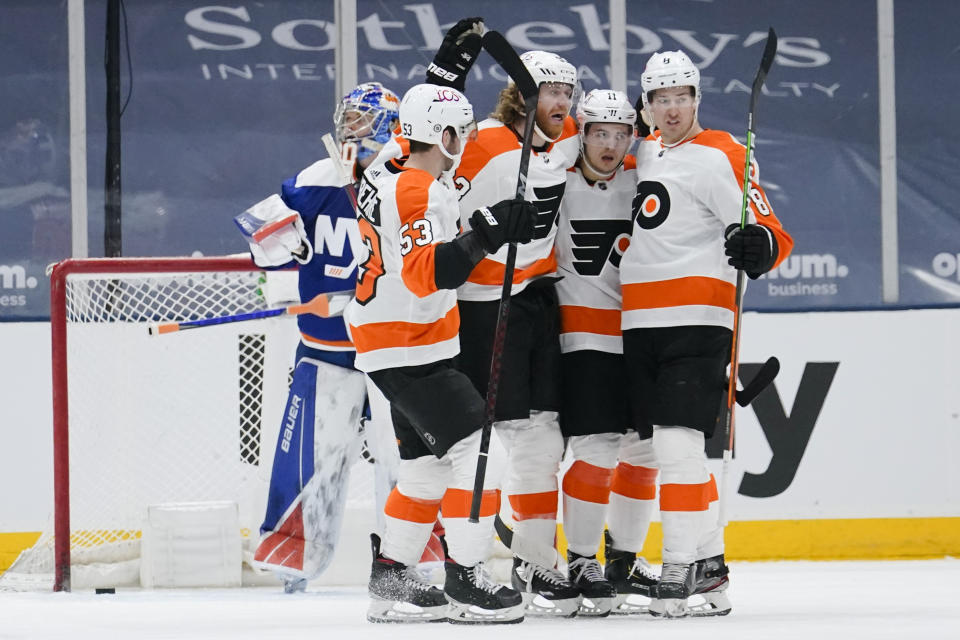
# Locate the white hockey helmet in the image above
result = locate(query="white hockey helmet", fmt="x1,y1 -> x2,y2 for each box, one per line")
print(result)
640,50 -> 701,112
399,84 -> 477,162
576,89 -> 635,178
520,50 -> 578,88
576,89 -> 637,129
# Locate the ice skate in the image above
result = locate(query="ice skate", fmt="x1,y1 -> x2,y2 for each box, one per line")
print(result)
444,560 -> 524,624
649,562 -> 695,618
367,534 -> 448,623
567,551 -> 614,616
604,532 -> 659,615
511,557 -> 580,617
686,554 -> 731,617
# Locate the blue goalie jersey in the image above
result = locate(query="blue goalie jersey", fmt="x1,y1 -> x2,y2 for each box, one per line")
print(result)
278,158 -> 362,359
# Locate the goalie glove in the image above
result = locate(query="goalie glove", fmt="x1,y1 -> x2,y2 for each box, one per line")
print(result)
235,194 -> 313,268
724,223 -> 778,278
425,17 -> 484,92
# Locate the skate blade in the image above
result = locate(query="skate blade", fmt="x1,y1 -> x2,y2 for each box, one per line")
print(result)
611,593 -> 652,615
687,591 -> 732,617
366,598 -> 448,623
577,596 -> 613,617
519,592 -> 580,618
446,600 -> 525,625
648,597 -> 688,618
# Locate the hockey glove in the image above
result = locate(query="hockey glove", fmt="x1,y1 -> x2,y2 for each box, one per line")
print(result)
425,17 -> 484,91
724,223 -> 778,278
470,197 -> 537,253
235,194 -> 313,268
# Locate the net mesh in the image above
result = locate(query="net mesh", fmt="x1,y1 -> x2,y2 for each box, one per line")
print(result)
0,264 -> 374,591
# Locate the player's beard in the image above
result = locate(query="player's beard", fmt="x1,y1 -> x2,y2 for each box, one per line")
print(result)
535,111 -> 565,141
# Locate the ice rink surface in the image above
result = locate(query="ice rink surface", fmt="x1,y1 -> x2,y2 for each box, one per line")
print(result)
1,559 -> 957,639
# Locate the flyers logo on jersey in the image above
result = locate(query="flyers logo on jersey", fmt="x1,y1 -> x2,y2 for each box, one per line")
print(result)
532,182 -> 566,239
568,219 -> 633,275
632,180 -> 671,230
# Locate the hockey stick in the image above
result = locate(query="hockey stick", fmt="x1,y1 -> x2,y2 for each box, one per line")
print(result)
719,27 -> 778,527
468,30 -> 540,523
147,291 -> 352,335
321,133 -> 362,279
734,355 -> 780,408
493,514 -> 558,568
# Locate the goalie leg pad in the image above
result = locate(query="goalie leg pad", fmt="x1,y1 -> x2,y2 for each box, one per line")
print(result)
254,358 -> 367,579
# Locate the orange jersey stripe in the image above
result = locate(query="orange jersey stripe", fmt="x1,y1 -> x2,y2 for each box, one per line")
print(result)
560,305 -> 621,336
384,489 -> 442,524
622,276 -> 736,312
611,463 -> 658,501
350,305 -> 459,354
395,169 -> 440,298
508,490 -> 559,521
468,252 -> 557,286
660,481 -> 711,512
441,488 -> 501,519
562,460 -> 614,504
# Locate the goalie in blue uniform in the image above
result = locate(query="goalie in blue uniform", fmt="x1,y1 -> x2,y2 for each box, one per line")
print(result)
234,82 -> 401,592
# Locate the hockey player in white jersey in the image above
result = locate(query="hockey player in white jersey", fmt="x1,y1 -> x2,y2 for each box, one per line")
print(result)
346,83 -> 537,624
452,49 -> 582,618
621,51 -> 793,617
555,89 -> 660,616
234,82 -> 402,593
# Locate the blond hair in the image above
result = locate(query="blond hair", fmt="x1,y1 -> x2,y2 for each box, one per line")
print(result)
489,83 -> 527,127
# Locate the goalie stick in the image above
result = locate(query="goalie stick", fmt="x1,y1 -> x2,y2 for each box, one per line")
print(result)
147,291 -> 352,335
468,30 -> 541,523
320,133 -> 361,279
719,27 -> 779,526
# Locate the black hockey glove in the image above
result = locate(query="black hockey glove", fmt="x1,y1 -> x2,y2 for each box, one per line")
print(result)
470,197 -> 537,253
724,223 -> 778,278
425,17 -> 484,91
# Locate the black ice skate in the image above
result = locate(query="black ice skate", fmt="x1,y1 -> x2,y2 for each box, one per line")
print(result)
367,534 -> 448,623
567,551 -> 615,616
443,559 -> 524,624
649,561 -> 696,618
686,554 -> 731,617
511,557 -> 580,617
604,531 -> 659,615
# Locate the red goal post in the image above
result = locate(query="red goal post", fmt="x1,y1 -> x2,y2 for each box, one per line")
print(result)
0,256 -> 313,592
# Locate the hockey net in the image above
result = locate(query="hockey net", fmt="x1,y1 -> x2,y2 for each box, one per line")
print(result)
0,257 -> 377,591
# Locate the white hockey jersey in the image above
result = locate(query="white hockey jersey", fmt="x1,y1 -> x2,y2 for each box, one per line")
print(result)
555,157 -> 637,354
620,129 -> 792,330
345,161 -> 463,373
453,116 -> 580,301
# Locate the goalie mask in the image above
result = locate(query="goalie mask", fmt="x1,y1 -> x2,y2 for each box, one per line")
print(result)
576,89 -> 636,179
333,82 -> 400,162
399,84 -> 477,168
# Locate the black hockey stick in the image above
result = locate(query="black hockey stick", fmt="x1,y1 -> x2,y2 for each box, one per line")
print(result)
468,30 -> 540,523
719,27 -> 778,526
493,514 -> 557,568
735,355 -> 780,407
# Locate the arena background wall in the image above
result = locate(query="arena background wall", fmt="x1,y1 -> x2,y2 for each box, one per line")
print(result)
1,0 -> 959,576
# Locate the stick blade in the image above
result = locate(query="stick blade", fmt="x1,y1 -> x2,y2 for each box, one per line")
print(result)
736,356 -> 780,407
482,31 -> 538,100
752,28 -> 778,95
